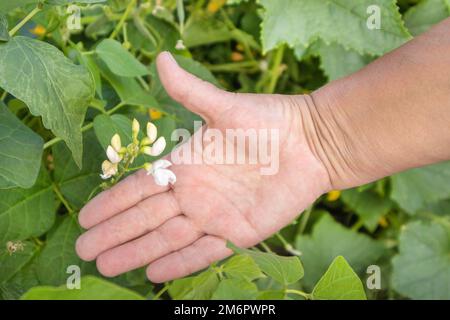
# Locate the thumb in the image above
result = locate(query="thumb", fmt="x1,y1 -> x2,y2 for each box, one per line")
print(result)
156,51 -> 233,123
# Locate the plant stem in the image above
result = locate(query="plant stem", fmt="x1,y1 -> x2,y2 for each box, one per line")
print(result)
275,233 -> 302,256
259,241 -> 273,253
0,91 -> 7,101
205,61 -> 259,73
298,205 -> 313,235
9,5 -> 43,37
265,44 -> 285,93
110,0 -> 136,39
53,183 -> 74,213
153,284 -> 169,300
285,289 -> 312,300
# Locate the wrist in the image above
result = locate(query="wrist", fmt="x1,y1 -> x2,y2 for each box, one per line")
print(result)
300,85 -> 387,190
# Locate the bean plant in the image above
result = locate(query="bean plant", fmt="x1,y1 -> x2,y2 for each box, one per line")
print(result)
0,0 -> 449,300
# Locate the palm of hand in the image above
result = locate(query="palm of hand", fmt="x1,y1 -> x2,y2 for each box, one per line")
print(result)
76,53 -> 330,282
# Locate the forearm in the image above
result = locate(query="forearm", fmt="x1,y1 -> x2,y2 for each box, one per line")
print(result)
305,18 -> 450,189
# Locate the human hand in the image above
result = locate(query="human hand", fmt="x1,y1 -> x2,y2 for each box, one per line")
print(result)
75,52 -> 331,283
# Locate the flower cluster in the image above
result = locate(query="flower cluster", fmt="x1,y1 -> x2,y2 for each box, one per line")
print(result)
100,119 -> 176,187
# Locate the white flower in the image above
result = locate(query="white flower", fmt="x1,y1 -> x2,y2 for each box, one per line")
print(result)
100,160 -> 118,179
175,39 -> 186,50
111,134 -> 122,152
147,122 -> 157,144
143,136 -> 166,157
106,145 -> 122,164
146,159 -> 176,186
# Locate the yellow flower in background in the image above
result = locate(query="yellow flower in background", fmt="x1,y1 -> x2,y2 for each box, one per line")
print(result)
378,216 -> 389,228
231,51 -> 244,62
30,25 -> 46,36
207,0 -> 226,13
326,190 -> 341,201
149,108 -> 163,120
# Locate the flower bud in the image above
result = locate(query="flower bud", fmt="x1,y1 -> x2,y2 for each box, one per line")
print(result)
147,122 -> 158,144
111,134 -> 122,152
132,118 -> 140,140
143,162 -> 152,172
106,145 -> 122,164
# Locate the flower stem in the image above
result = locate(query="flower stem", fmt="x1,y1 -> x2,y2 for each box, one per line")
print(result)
9,5 -> 43,37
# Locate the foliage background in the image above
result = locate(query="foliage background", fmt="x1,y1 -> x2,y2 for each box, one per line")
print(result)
0,0 -> 449,300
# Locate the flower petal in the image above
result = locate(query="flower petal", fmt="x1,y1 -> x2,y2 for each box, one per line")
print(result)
152,159 -> 172,171
111,134 -> 122,152
149,136 -> 166,156
152,168 -> 176,186
147,122 -> 158,144
106,145 -> 122,164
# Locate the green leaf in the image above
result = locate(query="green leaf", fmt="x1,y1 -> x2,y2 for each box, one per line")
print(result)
0,241 -> 36,284
391,220 -> 450,299
35,215 -> 96,285
46,0 -> 107,5
0,14 -> 9,42
228,243 -> 304,286
53,131 -> 104,209
184,15 -> 234,48
295,213 -> 385,290
311,40 -> 373,81
312,256 -> 367,300
0,0 -> 38,13
390,162 -> 450,214
404,0 -> 450,36
97,59 -> 158,109
93,114 -> 133,149
256,290 -> 285,300
0,103 -> 44,188
169,269 -> 219,300
0,37 -> 94,167
96,39 -> 149,77
0,168 -> 56,245
341,188 -> 393,232
211,278 -> 259,300
222,255 -> 265,282
259,0 -> 411,55
21,276 -> 144,300
0,256 -> 40,300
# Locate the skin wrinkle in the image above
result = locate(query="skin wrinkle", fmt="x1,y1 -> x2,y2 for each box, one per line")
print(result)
301,95 -> 341,188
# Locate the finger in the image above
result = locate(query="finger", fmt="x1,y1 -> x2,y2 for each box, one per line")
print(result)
76,191 -> 180,261
79,169 -> 169,229
95,215 -> 203,277
156,51 -> 235,122
146,235 -> 232,283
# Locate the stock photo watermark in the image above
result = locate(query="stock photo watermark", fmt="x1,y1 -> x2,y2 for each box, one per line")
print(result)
170,121 -> 280,175
66,265 -> 81,289
366,265 -> 381,290
367,5 -> 381,30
